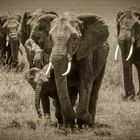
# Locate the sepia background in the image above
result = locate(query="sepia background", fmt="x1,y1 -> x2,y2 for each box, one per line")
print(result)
0,0 -> 140,139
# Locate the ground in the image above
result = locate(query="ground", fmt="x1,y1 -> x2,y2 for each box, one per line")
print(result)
0,0 -> 140,139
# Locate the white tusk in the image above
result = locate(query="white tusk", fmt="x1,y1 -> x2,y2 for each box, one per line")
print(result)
6,35 -> 9,46
115,45 -> 119,60
45,62 -> 53,75
6,40 -> 9,46
61,61 -> 72,76
126,44 -> 134,61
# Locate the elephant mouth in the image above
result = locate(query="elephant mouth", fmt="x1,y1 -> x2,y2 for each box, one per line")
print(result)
8,32 -> 19,40
115,37 -> 135,61
33,60 -> 43,69
6,34 -> 19,47
45,53 -> 72,77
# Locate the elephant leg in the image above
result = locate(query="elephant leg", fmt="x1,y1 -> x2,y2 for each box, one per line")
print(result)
41,93 -> 50,117
134,63 -> 140,97
69,87 -> 78,108
54,98 -> 63,125
77,58 -> 93,127
89,65 -> 105,127
0,48 -> 6,65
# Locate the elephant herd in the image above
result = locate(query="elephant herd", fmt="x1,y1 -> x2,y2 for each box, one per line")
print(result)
0,7 -> 140,128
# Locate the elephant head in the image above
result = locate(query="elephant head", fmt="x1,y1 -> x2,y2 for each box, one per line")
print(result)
30,13 -> 58,53
3,14 -> 22,65
115,7 -> 140,61
45,12 -> 109,126
25,39 -> 45,69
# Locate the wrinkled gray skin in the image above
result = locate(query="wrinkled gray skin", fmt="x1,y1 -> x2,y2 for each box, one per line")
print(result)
24,65 -> 55,118
24,39 -> 49,69
0,16 -> 8,65
20,9 -> 58,69
25,65 -> 78,123
2,14 -> 22,67
47,12 -> 109,128
116,7 -> 140,99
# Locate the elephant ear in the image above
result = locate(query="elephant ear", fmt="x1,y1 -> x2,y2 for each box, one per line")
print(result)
131,8 -> 140,47
77,14 -> 109,60
0,16 -> 8,26
20,11 -> 32,45
116,11 -> 123,36
16,14 -> 22,23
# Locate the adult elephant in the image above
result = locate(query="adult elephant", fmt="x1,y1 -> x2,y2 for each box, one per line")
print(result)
2,14 -> 22,66
20,9 -> 58,68
0,15 -> 7,65
115,7 -> 140,99
45,12 -> 109,127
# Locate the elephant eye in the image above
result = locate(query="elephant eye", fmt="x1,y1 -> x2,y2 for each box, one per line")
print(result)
73,36 -> 77,41
71,34 -> 77,41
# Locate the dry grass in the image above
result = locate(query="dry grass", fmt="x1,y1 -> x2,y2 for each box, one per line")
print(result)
0,0 -> 140,139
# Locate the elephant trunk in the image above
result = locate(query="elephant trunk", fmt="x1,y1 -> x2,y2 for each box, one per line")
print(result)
51,54 -> 76,126
35,81 -> 43,118
120,41 -> 135,97
10,39 -> 19,65
33,58 -> 42,69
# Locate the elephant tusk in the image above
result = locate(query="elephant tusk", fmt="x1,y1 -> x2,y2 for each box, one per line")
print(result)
45,62 -> 53,75
61,61 -> 72,76
115,45 -> 119,60
6,40 -> 9,46
126,44 -> 134,61
6,35 -> 9,47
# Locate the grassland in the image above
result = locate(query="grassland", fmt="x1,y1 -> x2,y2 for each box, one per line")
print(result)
0,0 -> 140,139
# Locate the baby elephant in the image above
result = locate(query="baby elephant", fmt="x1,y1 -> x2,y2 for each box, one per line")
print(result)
24,65 -> 57,119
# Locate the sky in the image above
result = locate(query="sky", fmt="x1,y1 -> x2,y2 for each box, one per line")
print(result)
0,0 -> 139,15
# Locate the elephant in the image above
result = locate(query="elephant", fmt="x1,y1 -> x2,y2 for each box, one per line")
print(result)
20,9 -> 58,68
115,7 -> 140,99
24,65 -> 56,119
24,65 -> 78,124
24,38 -> 49,69
0,15 -> 8,65
2,14 -> 22,67
45,12 -> 109,128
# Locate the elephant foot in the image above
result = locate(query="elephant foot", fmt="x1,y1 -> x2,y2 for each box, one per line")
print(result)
122,95 -> 135,101
44,114 -> 51,124
77,112 -> 92,128
123,89 -> 135,101
64,120 -> 75,128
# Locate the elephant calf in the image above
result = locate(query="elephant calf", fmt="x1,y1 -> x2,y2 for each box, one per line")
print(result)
24,64 -> 56,118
